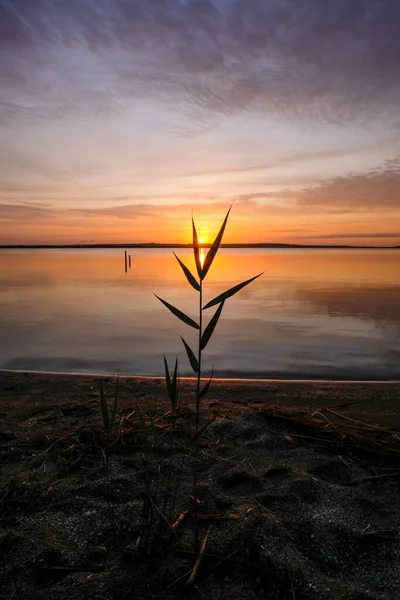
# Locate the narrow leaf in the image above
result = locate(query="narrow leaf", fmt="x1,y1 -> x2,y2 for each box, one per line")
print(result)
181,337 -> 199,374
99,380 -> 109,432
201,205 -> 232,280
149,411 -> 159,447
199,368 -> 214,399
200,301 -> 224,350
173,252 -> 200,291
188,417 -> 216,447
171,358 -> 178,404
192,217 -> 202,278
164,355 -> 172,396
155,294 -> 199,329
136,404 -> 147,435
203,272 -> 263,310
110,376 -> 119,430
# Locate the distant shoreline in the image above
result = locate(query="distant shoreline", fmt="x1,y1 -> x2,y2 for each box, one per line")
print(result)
2,368 -> 400,382
1,243 -> 399,250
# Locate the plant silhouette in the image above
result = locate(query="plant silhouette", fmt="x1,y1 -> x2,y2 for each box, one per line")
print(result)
156,206 -> 262,430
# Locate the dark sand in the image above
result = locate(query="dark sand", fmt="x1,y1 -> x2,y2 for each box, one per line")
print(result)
1,372 -> 400,599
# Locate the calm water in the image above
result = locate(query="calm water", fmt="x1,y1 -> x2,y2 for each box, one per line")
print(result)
0,248 -> 399,379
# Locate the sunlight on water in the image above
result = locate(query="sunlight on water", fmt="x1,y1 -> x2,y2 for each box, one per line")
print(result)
200,247 -> 205,268
0,248 -> 399,379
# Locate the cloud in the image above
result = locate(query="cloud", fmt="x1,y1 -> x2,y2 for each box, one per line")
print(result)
0,202 -> 53,220
295,232 -> 400,240
296,159 -> 400,212
71,199 -> 239,219
1,0 -> 400,129
71,204 -> 157,219
0,198 -> 266,224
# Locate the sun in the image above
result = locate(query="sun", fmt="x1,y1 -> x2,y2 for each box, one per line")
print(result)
199,236 -> 205,244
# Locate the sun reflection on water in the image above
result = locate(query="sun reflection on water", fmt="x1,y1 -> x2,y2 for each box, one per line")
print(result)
200,247 -> 205,268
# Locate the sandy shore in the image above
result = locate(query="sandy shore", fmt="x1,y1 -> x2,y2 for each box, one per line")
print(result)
1,371 -> 400,599
2,370 -> 400,425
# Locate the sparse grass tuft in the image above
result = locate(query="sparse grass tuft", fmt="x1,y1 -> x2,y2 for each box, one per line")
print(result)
99,378 -> 119,474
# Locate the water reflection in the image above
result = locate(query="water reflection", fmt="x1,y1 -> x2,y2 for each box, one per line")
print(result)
0,248 -> 399,378
296,285 -> 400,326
200,247 -> 205,268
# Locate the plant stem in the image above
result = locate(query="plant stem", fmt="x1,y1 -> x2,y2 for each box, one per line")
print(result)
192,279 -> 202,553
195,280 -> 203,433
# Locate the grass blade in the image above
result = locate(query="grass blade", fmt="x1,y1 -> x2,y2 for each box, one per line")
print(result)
99,380 -> 110,432
200,301 -> 224,350
203,272 -> 263,310
110,376 -> 119,430
173,252 -> 200,292
149,411 -> 159,448
199,368 -> 214,399
201,205 -> 232,280
188,417 -> 216,447
192,217 -> 202,279
171,358 -> 178,406
155,294 -> 199,329
181,337 -> 199,374
164,355 -> 172,397
136,404 -> 148,438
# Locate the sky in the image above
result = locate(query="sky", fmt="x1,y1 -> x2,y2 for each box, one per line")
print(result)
0,0 -> 400,246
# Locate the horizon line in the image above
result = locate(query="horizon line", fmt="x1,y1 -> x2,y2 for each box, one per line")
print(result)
1,242 -> 399,250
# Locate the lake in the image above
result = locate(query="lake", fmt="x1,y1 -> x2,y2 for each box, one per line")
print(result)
0,248 -> 399,380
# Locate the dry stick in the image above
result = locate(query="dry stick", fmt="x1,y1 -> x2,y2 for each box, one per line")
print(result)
172,510 -> 188,530
213,549 -> 241,569
281,430 -> 344,446
327,400 -> 359,409
35,565 -> 104,574
0,487 -> 10,505
149,497 -> 173,532
167,568 -> 194,589
338,454 -> 353,469
121,409 -> 136,422
187,524 -> 211,586
296,418 -> 395,456
312,410 -> 347,439
331,422 -> 390,433
318,410 -> 400,446
325,408 -> 396,433
360,472 -> 400,482
38,432 -> 72,456
153,409 -> 172,424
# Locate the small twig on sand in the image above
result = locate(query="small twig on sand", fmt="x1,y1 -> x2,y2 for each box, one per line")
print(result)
312,411 -> 347,439
172,510 -> 188,530
187,525 -> 211,586
38,433 -> 71,456
167,568 -> 193,589
327,400 -> 359,409
325,408 -> 393,433
213,549 -> 240,569
360,472 -> 400,482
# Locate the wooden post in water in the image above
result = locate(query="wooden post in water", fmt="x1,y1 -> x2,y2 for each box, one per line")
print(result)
124,250 -> 128,272
128,255 -> 131,268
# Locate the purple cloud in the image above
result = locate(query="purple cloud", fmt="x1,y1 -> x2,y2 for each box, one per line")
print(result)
297,159 -> 400,211
0,0 -> 399,127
